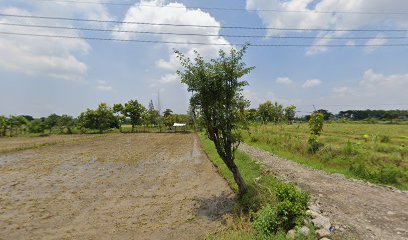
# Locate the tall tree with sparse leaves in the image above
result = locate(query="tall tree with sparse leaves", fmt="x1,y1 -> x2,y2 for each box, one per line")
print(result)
176,45 -> 254,197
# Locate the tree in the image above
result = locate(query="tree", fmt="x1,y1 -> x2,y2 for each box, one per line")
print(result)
258,101 -> 284,123
145,99 -> 160,126
45,114 -> 60,133
78,103 -> 117,133
58,115 -> 75,134
113,103 -> 125,132
28,118 -> 47,134
0,116 -> 7,137
316,109 -> 333,121
308,112 -> 324,153
258,101 -> 274,123
176,45 -> 254,197
124,99 -> 146,132
163,108 -> 173,117
284,105 -> 297,124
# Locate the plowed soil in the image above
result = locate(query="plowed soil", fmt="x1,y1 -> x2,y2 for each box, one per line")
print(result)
0,133 -> 234,240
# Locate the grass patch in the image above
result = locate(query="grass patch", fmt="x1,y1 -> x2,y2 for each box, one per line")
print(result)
199,134 -> 313,240
242,123 -> 408,190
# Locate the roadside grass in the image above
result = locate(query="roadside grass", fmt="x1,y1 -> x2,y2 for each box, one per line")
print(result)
242,122 -> 408,190
199,134 -> 314,240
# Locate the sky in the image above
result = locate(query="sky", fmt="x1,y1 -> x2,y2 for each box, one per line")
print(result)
0,0 -> 408,117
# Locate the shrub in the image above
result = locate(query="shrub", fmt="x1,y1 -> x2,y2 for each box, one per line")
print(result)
252,205 -> 279,237
308,136 -> 323,153
377,166 -> 407,185
275,184 -> 309,230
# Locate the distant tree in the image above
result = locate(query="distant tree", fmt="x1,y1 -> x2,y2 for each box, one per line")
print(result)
316,109 -> 333,121
284,105 -> 297,124
245,108 -> 259,122
113,103 -> 125,132
45,114 -> 60,133
176,45 -> 254,196
163,108 -> 173,117
20,115 -> 34,122
0,116 -> 7,137
58,115 -> 75,134
258,101 -> 284,123
28,118 -> 47,134
145,99 -> 160,126
258,101 -> 274,123
78,103 -> 117,133
124,99 -> 146,132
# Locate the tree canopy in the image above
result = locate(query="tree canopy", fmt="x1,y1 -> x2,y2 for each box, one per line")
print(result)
176,45 -> 254,196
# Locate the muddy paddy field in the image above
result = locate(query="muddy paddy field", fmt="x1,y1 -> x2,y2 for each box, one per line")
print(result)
0,133 -> 234,239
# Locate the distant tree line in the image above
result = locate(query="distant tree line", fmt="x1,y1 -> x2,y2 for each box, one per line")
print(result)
0,99 -> 192,137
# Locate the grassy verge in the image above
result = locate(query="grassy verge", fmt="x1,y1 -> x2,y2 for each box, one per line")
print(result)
198,133 -> 313,240
242,123 -> 408,190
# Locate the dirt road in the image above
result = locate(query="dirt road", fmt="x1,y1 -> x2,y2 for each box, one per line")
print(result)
0,133 -> 233,240
239,144 -> 408,240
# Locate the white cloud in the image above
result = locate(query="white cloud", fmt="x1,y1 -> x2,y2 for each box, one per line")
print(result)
364,33 -> 388,53
0,2 -> 113,81
113,0 -> 232,84
246,0 -> 408,55
302,79 -> 322,88
320,69 -> 408,111
276,77 -> 293,85
0,8 -> 90,81
96,80 -> 113,91
160,73 -> 179,83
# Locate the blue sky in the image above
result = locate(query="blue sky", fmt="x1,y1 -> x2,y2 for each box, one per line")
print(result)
1,0 -> 407,117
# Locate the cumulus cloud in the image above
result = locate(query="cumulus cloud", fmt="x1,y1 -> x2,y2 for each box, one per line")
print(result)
276,77 -> 293,85
246,0 -> 408,55
302,79 -> 322,88
0,2 -> 113,81
113,0 -> 232,84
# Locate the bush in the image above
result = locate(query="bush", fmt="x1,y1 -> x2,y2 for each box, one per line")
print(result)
253,183 -> 309,237
377,166 -> 407,185
252,205 -> 279,237
308,136 -> 323,153
275,184 -> 309,230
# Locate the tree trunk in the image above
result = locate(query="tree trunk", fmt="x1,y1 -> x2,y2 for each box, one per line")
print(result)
225,158 -> 248,197
131,124 -> 134,133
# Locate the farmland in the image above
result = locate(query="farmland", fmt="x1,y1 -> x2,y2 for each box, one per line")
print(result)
242,122 -> 408,189
0,133 -> 233,239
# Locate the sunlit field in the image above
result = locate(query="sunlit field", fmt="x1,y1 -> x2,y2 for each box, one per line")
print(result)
242,122 -> 408,189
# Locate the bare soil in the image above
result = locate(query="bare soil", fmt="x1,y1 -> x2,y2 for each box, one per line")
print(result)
0,133 -> 234,240
0,134 -> 103,154
240,144 -> 408,240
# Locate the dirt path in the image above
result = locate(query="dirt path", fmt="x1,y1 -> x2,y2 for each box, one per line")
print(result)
0,133 -> 234,240
239,144 -> 408,240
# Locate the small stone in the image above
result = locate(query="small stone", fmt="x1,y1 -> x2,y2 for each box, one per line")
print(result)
316,229 -> 331,238
320,238 -> 331,240
387,211 -> 395,215
306,210 -> 320,218
312,215 -> 331,230
309,205 -> 321,213
299,226 -> 310,236
286,229 -> 296,240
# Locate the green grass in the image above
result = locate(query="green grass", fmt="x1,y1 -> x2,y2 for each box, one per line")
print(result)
199,134 -> 314,240
242,122 -> 408,190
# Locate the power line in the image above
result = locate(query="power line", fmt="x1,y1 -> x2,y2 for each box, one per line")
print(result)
1,13 -> 407,32
1,31 -> 408,47
29,0 -> 408,15
2,22 -> 407,40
